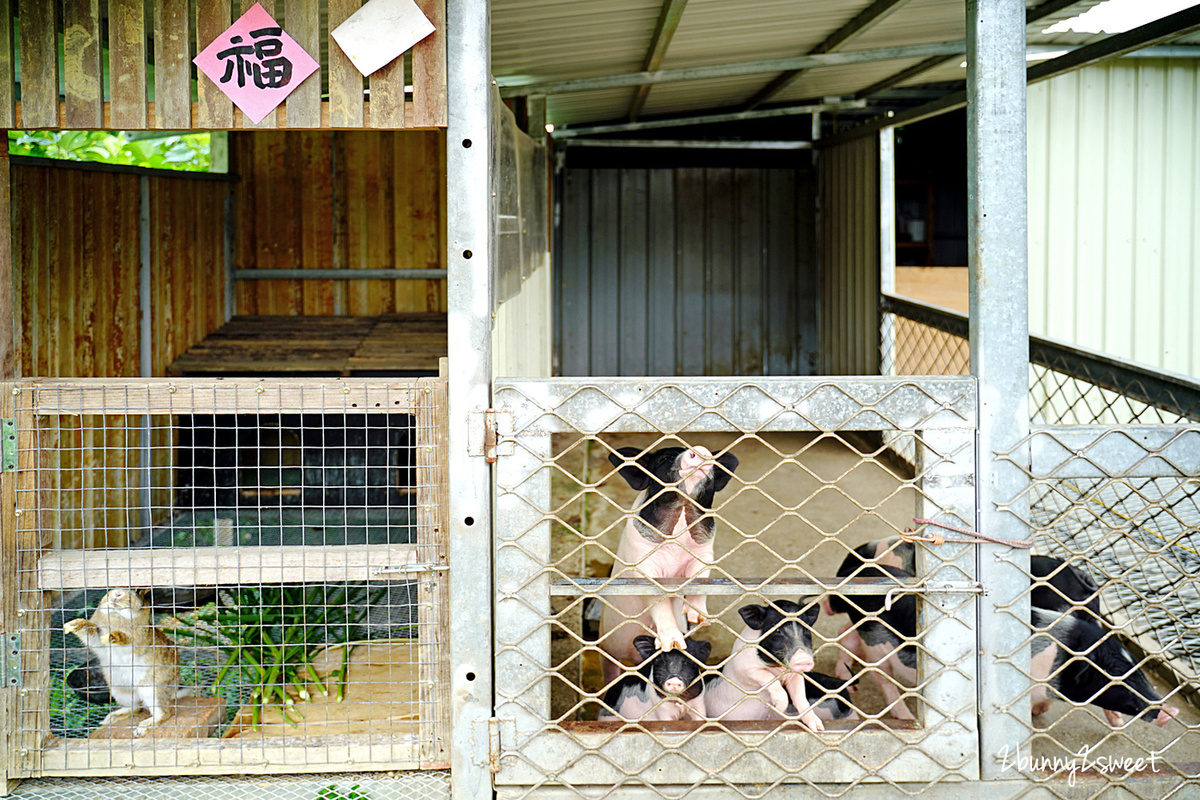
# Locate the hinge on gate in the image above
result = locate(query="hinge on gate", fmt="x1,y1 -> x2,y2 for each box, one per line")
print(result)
473,716 -> 514,773
1,633 -> 20,687
2,419 -> 16,472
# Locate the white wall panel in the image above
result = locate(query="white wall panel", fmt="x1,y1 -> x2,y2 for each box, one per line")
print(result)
1028,59 -> 1200,379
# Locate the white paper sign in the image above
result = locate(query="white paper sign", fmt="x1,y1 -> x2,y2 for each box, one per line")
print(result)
331,0 -> 435,77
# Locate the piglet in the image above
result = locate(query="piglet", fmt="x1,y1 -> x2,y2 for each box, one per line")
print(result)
599,635 -> 711,722
824,560 -> 918,720
704,600 -> 824,731
798,672 -> 859,722
1031,554 -> 1102,621
599,444 -> 739,683
1031,607 -> 1179,727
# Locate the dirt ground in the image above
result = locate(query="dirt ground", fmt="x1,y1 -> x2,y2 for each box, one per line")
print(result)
547,430 -> 1199,760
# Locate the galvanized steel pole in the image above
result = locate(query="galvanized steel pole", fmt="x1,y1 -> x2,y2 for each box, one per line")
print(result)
966,0 -> 1033,779
447,0 -> 495,795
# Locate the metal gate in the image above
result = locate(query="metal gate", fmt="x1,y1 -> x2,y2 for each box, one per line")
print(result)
491,376 -> 980,795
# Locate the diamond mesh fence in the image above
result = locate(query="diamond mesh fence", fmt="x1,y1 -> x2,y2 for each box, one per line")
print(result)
6,379 -> 450,778
883,298 -> 1200,797
491,377 -> 982,796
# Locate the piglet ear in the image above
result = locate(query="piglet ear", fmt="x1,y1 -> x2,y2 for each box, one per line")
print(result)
738,604 -> 767,630
713,452 -> 740,492
799,599 -> 821,626
632,635 -> 658,661
688,639 -> 713,664
608,447 -> 652,491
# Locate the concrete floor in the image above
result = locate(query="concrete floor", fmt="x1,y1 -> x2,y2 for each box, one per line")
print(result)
547,430 -> 1199,763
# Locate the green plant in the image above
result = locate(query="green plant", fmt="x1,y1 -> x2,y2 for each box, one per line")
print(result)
176,584 -> 386,728
317,784 -> 370,800
8,130 -> 211,172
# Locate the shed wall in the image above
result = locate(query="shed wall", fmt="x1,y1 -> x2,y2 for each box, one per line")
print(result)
233,130 -> 448,316
555,167 -> 817,376
12,164 -> 228,378
819,134 -> 880,375
1028,58 -> 1200,379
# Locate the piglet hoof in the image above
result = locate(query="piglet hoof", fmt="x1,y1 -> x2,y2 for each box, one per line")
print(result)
655,631 -> 687,651
1154,706 -> 1180,727
1104,709 -> 1123,726
800,711 -> 825,732
685,608 -> 705,627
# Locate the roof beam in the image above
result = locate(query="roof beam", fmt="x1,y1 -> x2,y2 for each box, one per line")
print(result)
826,2 -> 1200,146
628,0 -> 690,121
744,0 -> 913,110
849,0 -> 1104,108
497,40 -> 966,98
553,98 -> 867,138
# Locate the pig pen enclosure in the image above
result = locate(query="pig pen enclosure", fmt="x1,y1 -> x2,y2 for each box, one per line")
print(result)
2,0 -> 1200,799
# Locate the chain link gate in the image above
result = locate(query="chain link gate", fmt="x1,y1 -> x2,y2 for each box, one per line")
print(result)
491,377 -> 981,796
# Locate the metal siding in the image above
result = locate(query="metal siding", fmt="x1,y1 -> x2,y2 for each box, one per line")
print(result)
1027,59 -> 1200,378
557,166 -> 815,376
819,135 -> 878,375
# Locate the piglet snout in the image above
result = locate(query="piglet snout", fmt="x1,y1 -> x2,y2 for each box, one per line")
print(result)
662,677 -> 686,695
1153,706 -> 1179,727
790,652 -> 815,673
681,447 -> 711,472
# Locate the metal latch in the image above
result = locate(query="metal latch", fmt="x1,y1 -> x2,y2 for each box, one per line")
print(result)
369,562 -> 448,578
2,633 -> 19,687
482,409 -> 512,463
2,418 -> 15,472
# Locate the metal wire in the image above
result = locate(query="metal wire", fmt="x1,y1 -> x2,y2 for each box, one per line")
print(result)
10,379 -> 450,777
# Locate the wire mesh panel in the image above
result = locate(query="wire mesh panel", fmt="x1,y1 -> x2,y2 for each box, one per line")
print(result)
991,427 -> 1200,793
492,377 -> 980,795
5,379 -> 450,778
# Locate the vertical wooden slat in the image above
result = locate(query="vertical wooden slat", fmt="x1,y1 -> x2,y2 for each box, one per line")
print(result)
109,0 -> 149,129
0,0 -> 15,127
17,402 -> 46,773
370,52 -> 406,129
346,132 -> 368,313
410,0 -> 446,127
153,0 -> 192,128
367,132 -> 393,313
302,132 -> 335,313
242,0 -> 278,128
195,0 -> 234,129
393,132 -> 415,311
0,382 -> 15,787
328,0 -> 365,128
0,151 -> 12,379
63,0 -> 104,128
18,0 -> 59,128
285,0 -> 321,127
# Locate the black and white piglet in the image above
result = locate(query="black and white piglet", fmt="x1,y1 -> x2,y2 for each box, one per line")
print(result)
704,600 -> 824,731
600,444 -> 739,683
1031,607 -> 1179,727
599,635 -> 711,722
824,560 -> 918,721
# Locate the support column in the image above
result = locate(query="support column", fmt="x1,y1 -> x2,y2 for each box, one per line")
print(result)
446,0 -> 495,796
966,0 -> 1033,779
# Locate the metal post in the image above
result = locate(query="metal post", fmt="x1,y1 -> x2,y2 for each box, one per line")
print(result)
446,0 -> 495,796
966,0 -> 1032,779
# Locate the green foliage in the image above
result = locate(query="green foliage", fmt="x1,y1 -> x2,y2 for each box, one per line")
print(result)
8,130 -> 211,172
174,584 -> 387,728
317,784 -> 370,800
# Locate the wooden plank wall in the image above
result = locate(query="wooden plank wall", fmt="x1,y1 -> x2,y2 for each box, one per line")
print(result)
234,130 -> 447,315
12,163 -> 229,547
12,0 -> 447,130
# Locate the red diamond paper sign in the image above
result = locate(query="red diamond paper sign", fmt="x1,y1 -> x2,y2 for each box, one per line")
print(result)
193,2 -> 319,123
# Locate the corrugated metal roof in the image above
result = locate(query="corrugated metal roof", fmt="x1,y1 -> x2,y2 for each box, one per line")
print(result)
492,0 -> 1200,129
